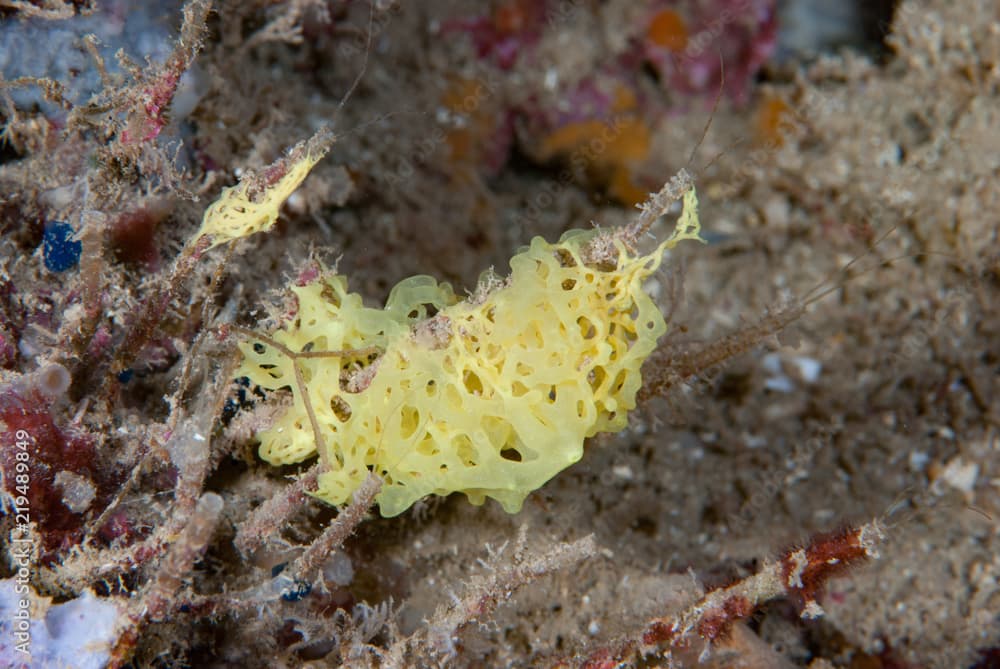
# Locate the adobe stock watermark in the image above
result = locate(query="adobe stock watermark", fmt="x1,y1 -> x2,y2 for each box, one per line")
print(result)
725,425 -> 834,534
666,0 -> 756,66
512,113 -> 639,232
544,0 -> 588,28
515,8 -> 834,232
708,79 -> 852,205
380,69 -> 504,194
5,428 -> 36,659
337,0 -> 403,59
882,255 -> 991,374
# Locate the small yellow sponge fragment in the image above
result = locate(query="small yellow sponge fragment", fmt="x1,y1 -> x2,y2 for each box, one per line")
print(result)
197,137 -> 328,249
239,190 -> 703,516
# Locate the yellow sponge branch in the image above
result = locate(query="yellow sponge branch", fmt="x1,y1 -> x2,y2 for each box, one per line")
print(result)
197,128 -> 333,249
238,184 -> 703,517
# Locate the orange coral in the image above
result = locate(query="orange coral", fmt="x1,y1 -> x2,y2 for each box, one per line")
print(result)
492,0 -> 531,35
754,94 -> 794,146
537,111 -> 652,206
440,77 -> 504,171
647,9 -> 688,53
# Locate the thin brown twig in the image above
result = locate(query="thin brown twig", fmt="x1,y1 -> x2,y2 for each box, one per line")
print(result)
234,464 -> 320,555
286,473 -> 382,584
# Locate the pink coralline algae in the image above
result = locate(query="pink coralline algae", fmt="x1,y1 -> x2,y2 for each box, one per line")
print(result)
643,1 -> 778,104
0,391 -> 124,561
441,0 -> 547,70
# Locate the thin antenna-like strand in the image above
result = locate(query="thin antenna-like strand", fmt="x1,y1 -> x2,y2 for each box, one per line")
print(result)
800,225 -> 897,305
686,51 -> 726,170
332,0 -> 376,129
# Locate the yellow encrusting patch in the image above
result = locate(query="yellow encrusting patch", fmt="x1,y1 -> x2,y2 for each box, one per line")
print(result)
238,189 -> 703,517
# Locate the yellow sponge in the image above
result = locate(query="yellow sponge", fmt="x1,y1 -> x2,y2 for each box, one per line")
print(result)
197,137 -> 329,249
238,190 -> 703,516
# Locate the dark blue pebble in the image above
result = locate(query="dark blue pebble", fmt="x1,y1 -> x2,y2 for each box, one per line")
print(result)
43,221 -> 83,272
280,580 -> 312,602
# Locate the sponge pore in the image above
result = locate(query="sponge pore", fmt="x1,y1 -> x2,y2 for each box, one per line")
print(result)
239,191 -> 702,516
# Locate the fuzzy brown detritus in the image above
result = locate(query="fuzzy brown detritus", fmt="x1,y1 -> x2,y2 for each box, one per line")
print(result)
234,464 -> 321,557
105,233 -> 211,393
389,526 -> 599,663
145,493 -> 224,622
107,492 -> 223,668
174,473 -> 380,626
640,301 -> 806,402
284,472 -> 381,586
240,0 -> 334,52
